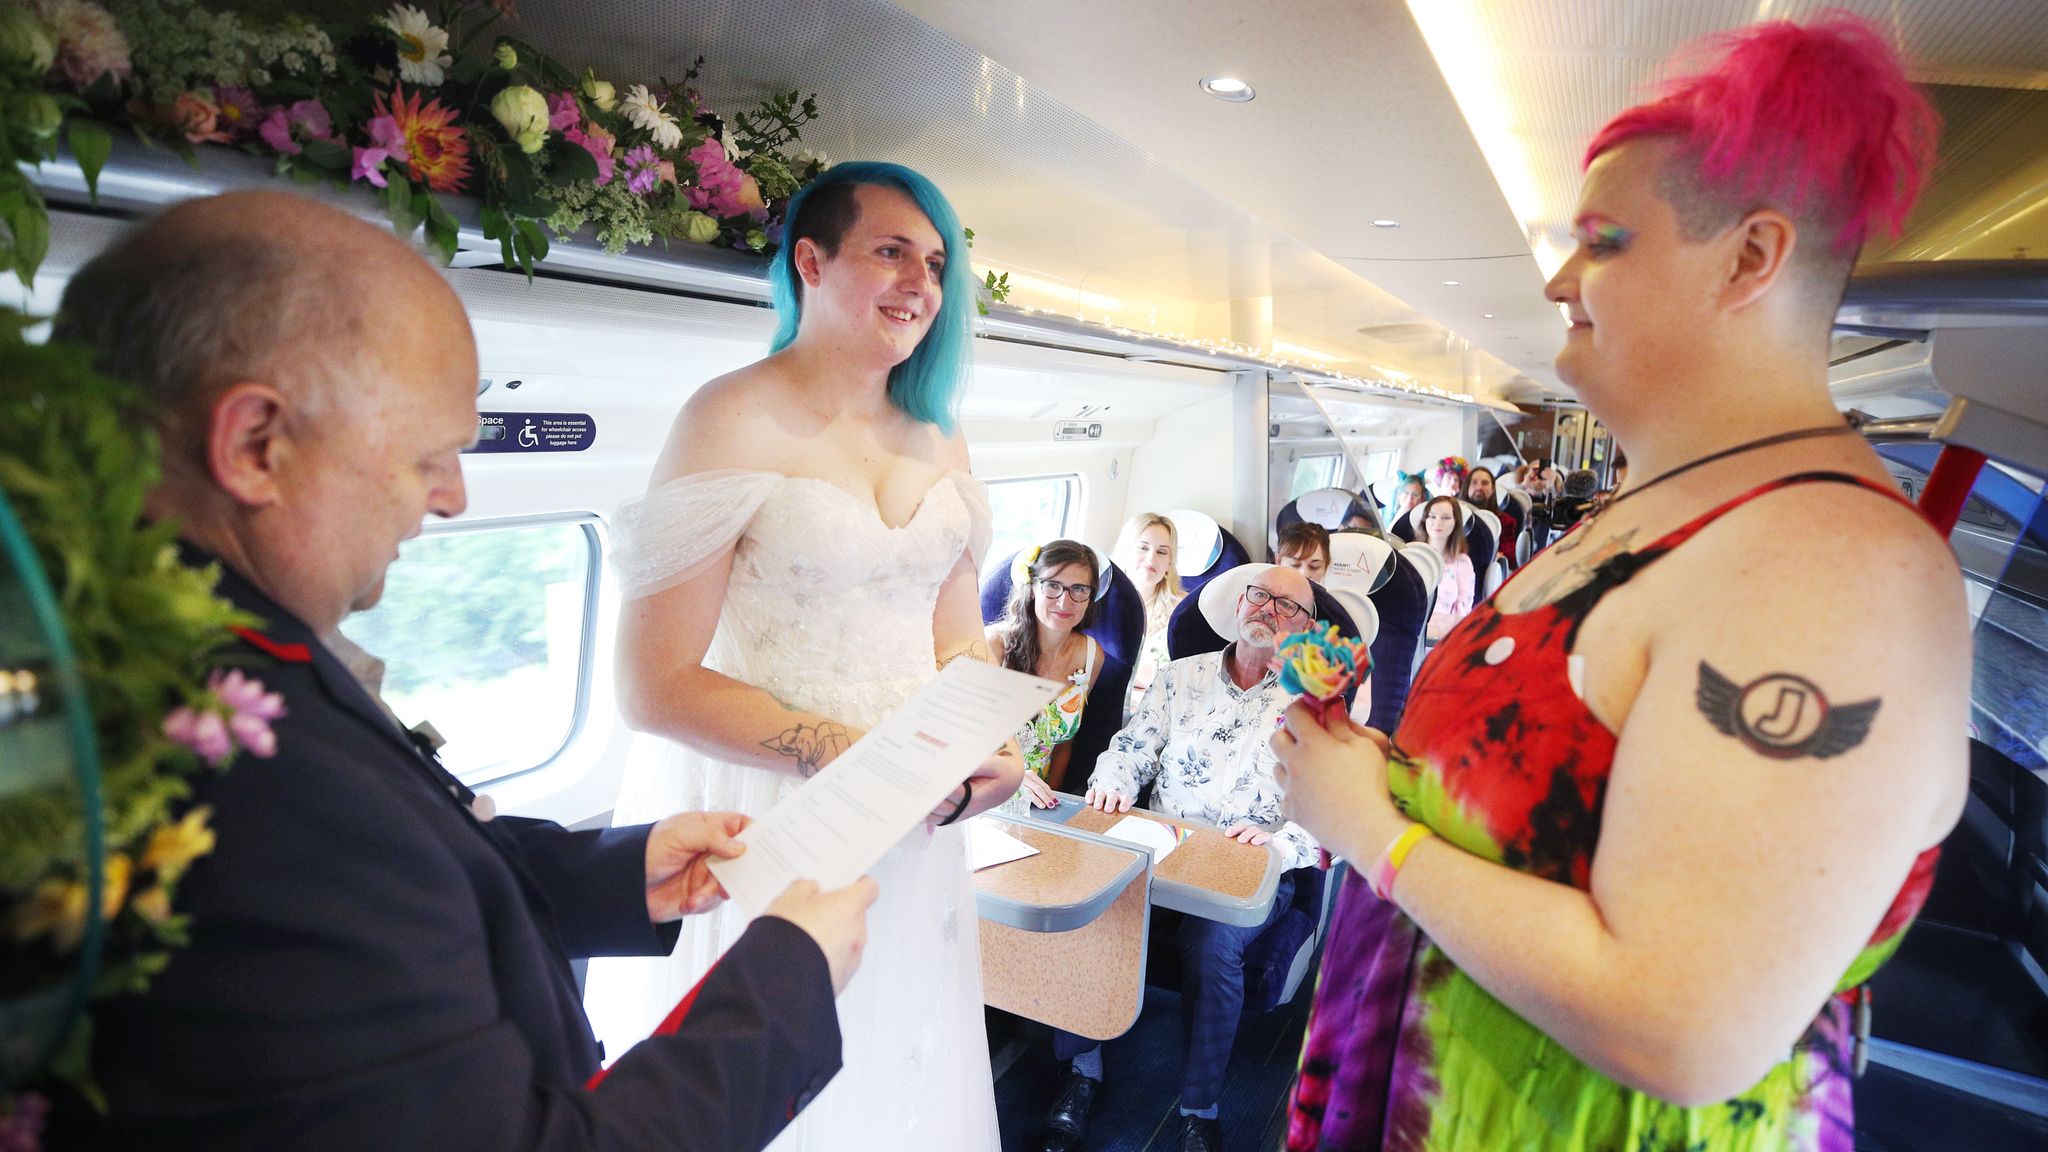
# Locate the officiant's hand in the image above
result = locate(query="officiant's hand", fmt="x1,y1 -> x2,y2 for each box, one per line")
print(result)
645,811 -> 750,922
768,877 -> 880,996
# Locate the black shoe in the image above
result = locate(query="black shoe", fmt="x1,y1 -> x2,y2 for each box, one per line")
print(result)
1177,1113 -> 1223,1152
1038,1071 -> 1100,1152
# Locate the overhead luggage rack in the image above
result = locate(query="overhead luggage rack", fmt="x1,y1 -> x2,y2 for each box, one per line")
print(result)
1837,261 -> 2048,500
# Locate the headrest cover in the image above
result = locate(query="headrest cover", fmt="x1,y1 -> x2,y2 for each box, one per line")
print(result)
1323,532 -> 1396,593
1197,562 -> 1312,638
1166,509 -> 1224,577
1326,587 -> 1381,646
1399,541 -> 1444,593
1295,488 -> 1355,530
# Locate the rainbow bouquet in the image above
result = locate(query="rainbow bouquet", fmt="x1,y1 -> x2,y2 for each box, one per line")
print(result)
1277,623 -> 1371,726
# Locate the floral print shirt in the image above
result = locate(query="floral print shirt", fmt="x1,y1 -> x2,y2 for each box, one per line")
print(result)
1089,647 -> 1319,870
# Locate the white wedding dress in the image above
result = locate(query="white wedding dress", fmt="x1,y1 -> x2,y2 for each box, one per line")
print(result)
583,468 -> 1000,1152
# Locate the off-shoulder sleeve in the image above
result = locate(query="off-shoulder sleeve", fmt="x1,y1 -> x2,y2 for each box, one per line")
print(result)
949,472 -> 994,568
611,470 -> 782,600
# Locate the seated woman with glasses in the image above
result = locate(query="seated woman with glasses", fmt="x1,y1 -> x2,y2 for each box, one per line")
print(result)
987,540 -> 1101,808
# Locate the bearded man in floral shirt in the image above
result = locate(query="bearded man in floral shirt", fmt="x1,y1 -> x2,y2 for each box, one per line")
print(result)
1038,563 -> 1322,1152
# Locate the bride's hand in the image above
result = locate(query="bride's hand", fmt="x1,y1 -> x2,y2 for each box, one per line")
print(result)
927,742 -> 1026,824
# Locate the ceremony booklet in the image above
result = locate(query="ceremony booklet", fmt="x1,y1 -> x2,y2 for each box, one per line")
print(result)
708,659 -> 1063,916
965,816 -> 1041,872
1100,814 -> 1195,864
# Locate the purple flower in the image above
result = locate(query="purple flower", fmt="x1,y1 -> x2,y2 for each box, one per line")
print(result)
261,99 -> 335,157
212,85 -> 261,140
622,144 -> 659,196
547,91 -> 579,132
229,712 -> 277,758
0,1090 -> 49,1152
350,114 -> 406,187
258,107 -> 299,154
210,668 -> 284,721
163,706 -> 234,766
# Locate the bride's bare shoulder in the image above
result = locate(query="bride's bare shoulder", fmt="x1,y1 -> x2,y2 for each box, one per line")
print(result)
654,362 -> 799,480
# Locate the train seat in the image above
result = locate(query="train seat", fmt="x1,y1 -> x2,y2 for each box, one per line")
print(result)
1325,531 -> 1428,730
1272,487 -> 1376,549
1398,501 -> 1498,590
1165,508 -> 1251,597
979,546 -> 1146,790
1465,507 -> 1508,598
1155,564 -> 1366,1010
1501,487 -> 1536,564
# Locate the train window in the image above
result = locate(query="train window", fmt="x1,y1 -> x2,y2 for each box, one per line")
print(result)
1289,453 -> 1345,499
984,473 -> 1082,568
1970,481 -> 2048,775
335,519 -> 598,786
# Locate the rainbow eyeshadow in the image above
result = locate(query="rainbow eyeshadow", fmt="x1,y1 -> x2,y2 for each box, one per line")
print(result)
1574,216 -> 1634,249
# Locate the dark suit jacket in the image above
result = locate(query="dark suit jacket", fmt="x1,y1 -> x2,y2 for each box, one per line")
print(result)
77,554 -> 841,1151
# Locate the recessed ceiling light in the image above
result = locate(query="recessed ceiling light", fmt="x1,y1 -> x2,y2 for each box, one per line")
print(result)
1369,219 -> 1400,229
1443,280 -> 1461,287
1483,313 -> 1495,319
1199,76 -> 1255,102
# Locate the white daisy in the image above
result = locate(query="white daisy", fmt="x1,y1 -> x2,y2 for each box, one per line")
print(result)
377,4 -> 451,87
620,84 -> 684,150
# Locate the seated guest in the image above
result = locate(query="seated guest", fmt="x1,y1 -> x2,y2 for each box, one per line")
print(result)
1422,496 -> 1475,642
1038,564 -> 1321,1152
1522,460 -> 1559,546
51,190 -> 877,1151
1112,511 -> 1185,710
1342,500 -> 1385,537
1275,520 -> 1332,584
1389,474 -> 1427,525
987,540 -> 1102,806
1427,456 -> 1468,498
1463,466 -> 1521,569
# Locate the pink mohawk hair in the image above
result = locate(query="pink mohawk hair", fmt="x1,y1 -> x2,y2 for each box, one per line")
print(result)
1585,11 -> 1939,254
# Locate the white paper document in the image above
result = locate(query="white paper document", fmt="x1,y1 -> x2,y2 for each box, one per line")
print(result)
965,817 -> 1041,872
1100,815 -> 1190,864
709,660 -> 1062,915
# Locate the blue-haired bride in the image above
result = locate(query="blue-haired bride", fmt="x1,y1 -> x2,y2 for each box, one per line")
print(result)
584,162 -> 1022,1150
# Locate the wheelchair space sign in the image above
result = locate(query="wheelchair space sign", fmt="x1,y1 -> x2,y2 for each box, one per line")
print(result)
468,412 -> 595,454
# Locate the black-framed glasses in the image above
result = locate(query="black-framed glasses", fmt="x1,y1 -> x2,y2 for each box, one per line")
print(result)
1035,578 -> 1094,602
1241,585 -> 1308,620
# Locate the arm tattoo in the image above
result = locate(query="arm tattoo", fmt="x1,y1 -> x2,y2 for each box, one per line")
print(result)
1696,662 -> 1880,760
1508,529 -> 1639,612
762,722 -> 851,777
938,640 -> 993,671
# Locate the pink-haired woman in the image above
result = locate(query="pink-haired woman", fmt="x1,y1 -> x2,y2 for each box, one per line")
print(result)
1275,15 -> 1965,1151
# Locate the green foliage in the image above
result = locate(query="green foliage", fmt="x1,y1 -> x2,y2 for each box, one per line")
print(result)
0,308 -> 254,1097
731,88 -> 818,157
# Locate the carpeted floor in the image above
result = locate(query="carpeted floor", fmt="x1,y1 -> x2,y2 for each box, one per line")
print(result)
990,980 -> 1313,1152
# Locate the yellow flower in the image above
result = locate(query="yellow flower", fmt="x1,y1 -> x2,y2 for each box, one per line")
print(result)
140,806 -> 216,882
10,853 -> 130,951
131,884 -> 173,926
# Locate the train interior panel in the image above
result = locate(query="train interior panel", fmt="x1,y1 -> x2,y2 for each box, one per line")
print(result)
6,1 -> 2048,1149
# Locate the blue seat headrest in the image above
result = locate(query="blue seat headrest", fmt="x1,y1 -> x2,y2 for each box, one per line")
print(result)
979,547 -> 1146,670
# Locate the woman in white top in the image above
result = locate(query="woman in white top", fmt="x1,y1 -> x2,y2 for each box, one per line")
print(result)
1422,495 -> 1476,642
1113,512 -> 1184,709
583,162 -> 1022,1152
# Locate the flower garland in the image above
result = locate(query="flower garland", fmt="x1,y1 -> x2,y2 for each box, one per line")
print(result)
0,306 -> 279,1142
0,0 -> 831,285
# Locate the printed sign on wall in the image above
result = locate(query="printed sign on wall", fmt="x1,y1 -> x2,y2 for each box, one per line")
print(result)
468,412 -> 596,454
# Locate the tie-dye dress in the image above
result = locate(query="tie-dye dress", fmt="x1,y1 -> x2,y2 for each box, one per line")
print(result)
1287,472 -> 1942,1152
